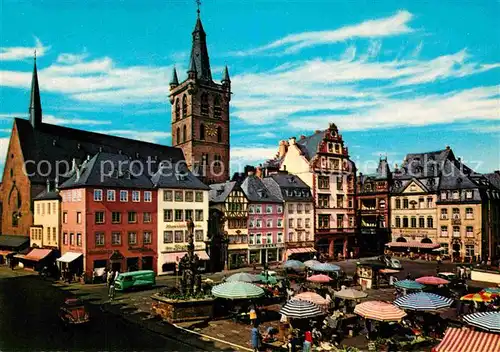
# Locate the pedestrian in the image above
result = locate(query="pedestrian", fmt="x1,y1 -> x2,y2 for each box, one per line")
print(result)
108,281 -> 116,301
114,269 -> 119,281
406,272 -> 412,280
92,269 -> 98,284
107,270 -> 114,287
287,333 -> 297,352
303,329 -> 312,352
249,306 -> 257,326
250,322 -> 261,352
437,255 -> 442,265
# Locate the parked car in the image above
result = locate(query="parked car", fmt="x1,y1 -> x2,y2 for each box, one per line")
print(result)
378,255 -> 403,269
114,270 -> 156,291
59,298 -> 90,326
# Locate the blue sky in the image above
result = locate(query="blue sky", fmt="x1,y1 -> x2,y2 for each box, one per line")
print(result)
1,0 -> 499,176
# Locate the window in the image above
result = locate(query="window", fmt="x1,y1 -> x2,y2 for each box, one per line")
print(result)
277,218 -> 283,227
441,226 -> 448,237
277,232 -> 283,243
174,231 -> 183,243
175,99 -> 180,120
318,176 -> 329,189
201,93 -> 209,115
441,208 -> 448,219
465,245 -> 475,258
176,127 -> 180,144
185,209 -> 193,221
440,243 -> 449,255
277,205 -> 283,214
195,230 -> 203,241
143,212 -> 152,223
441,192 -> 447,200
427,216 -> 434,228
107,190 -> 116,201
47,203 -> 51,215
195,210 -> 203,221
249,234 -> 255,245
248,205 -> 255,214
266,205 -> 273,214
112,232 -> 121,245
337,214 -> 344,229
288,204 -> 294,214
182,94 -> 187,116
296,204 -> 303,213
94,189 -> 103,201
47,227 -> 51,241
200,124 -> 205,140
403,199 -> 409,209
305,204 -> 311,213
452,208 -> 460,219
336,177 -> 343,190
182,125 -> 187,143
266,233 -> 272,244
318,215 -> 330,229
185,191 -> 194,202
395,199 -> 401,209
288,232 -> 294,242
63,233 -> 68,245
466,190 -> 473,199
120,190 -> 128,202
95,211 -> 104,224
128,232 -> 137,245
418,217 -> 425,228
132,191 -> 140,202
214,95 -> 221,119
466,226 -> 474,237
402,217 -> 408,228
318,194 -> 329,208
163,209 -> 173,222
76,233 -> 82,246
175,209 -> 183,221
128,211 -> 137,223
52,227 -> 56,242
256,234 -> 262,244
411,217 -> 417,228
418,197 -> 424,209
143,231 -> 152,244
217,126 -> 223,143
36,204 -> 40,215
256,219 -> 262,228
395,217 -> 401,228
305,218 -> 311,228
337,195 -> 344,208
144,191 -> 152,202
76,212 -> 82,224
266,219 -> 273,227
163,231 -> 173,243
379,200 -> 386,209
95,233 -> 104,246
297,218 -> 303,228
163,190 -> 173,201
452,191 -> 459,200
195,191 -> 204,202
289,219 -> 294,228
174,191 -> 183,202
427,197 -> 433,208
465,208 -> 473,219
453,226 -> 460,237
255,205 -> 262,214
248,219 -> 254,228
41,203 -> 45,215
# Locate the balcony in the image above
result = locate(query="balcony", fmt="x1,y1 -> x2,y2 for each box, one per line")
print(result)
452,232 -> 460,238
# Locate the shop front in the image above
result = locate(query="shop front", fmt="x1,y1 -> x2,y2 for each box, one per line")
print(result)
247,243 -> 284,265
228,244 -> 248,269
285,241 -> 316,261
159,243 -> 210,275
56,251 -> 84,279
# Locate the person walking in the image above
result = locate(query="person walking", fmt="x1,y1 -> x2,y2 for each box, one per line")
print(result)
250,323 -> 261,352
108,281 -> 116,301
107,270 -> 114,287
303,330 -> 313,352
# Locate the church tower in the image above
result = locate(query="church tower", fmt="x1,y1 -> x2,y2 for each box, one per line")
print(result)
169,10 -> 231,184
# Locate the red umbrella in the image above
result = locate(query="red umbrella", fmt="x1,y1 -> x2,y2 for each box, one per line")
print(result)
416,276 -> 450,285
307,274 -> 332,283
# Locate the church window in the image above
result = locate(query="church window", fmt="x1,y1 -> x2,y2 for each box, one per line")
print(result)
214,95 -> 221,119
182,95 -> 188,117
12,212 -> 18,227
201,93 -> 209,115
182,125 -> 187,143
10,169 -> 13,178
200,124 -> 205,140
217,126 -> 222,143
176,127 -> 181,144
175,99 -> 180,120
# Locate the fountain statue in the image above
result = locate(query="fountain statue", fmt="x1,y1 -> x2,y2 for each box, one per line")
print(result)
178,218 -> 201,296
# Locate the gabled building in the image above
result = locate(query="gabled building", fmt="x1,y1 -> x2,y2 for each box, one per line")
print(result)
262,172 -> 315,261
29,180 -> 61,249
209,180 -> 249,268
356,157 -> 391,256
264,123 -> 357,259
241,172 -> 284,265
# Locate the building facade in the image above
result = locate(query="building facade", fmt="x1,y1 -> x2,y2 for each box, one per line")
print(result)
242,173 -> 284,265
262,172 -> 315,261
356,158 -> 391,256
209,181 -> 249,269
169,15 -> 231,184
153,167 -> 210,275
29,181 -> 61,249
265,123 -> 357,259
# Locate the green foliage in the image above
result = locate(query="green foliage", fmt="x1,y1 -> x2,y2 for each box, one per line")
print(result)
157,288 -> 212,301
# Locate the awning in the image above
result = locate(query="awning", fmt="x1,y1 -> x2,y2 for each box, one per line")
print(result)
0,250 -> 15,257
162,251 -> 210,263
286,247 -> 316,255
24,248 -> 53,262
13,254 -> 26,259
0,235 -> 30,249
57,252 -> 83,263
386,241 -> 440,249
433,327 -> 500,352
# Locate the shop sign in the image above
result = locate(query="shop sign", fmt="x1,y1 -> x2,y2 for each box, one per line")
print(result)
164,223 -> 202,229
164,244 -> 205,252
286,242 -> 315,248
248,243 -> 284,250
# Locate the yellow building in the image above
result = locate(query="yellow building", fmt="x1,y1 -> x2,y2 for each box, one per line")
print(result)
29,181 -> 61,249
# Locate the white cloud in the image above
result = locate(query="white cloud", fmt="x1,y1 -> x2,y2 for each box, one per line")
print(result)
232,10 -> 413,56
0,137 -> 10,163
453,124 -> 500,134
92,129 -> 171,143
230,146 -> 278,164
0,38 -> 49,61
56,52 -> 89,65
257,132 -> 277,138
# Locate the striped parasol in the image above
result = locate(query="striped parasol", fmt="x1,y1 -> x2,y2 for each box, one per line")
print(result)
304,260 -> 321,268
280,299 -> 325,319
394,279 -> 425,290
415,276 -> 450,285
284,260 -> 306,271
394,292 -> 453,311
434,327 -> 500,352
226,273 -> 260,283
311,262 -> 342,273
460,292 -> 496,303
307,274 -> 332,283
291,292 -> 331,310
463,312 -> 500,333
354,301 -> 406,322
211,282 -> 265,300
481,287 -> 500,295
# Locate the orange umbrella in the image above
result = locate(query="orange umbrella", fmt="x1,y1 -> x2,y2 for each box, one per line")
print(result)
354,301 -> 406,322
461,292 -> 497,303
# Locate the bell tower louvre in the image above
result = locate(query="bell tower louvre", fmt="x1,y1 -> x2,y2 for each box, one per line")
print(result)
169,9 -> 231,185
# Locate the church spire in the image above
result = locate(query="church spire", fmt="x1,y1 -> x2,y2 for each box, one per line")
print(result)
188,1 -> 212,81
170,66 -> 179,87
222,65 -> 230,84
29,54 -> 42,128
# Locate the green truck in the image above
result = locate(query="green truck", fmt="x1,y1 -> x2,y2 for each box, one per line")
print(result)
114,270 -> 156,291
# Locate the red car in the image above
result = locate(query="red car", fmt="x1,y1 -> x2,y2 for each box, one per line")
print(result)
59,298 -> 90,326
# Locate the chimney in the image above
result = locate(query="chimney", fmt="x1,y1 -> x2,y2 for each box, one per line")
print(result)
289,137 -> 296,145
255,165 -> 262,178
278,140 -> 288,158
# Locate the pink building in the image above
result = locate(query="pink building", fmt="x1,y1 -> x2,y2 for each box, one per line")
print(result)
241,173 -> 284,264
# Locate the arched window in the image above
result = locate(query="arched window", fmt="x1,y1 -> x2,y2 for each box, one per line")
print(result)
396,236 -> 407,243
182,125 -> 187,143
201,93 -> 209,115
217,126 -> 222,143
12,212 -> 18,227
182,95 -> 187,117
174,99 -> 180,121
176,127 -> 181,144
214,95 -> 221,119
421,237 -> 432,244
200,124 -> 205,140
